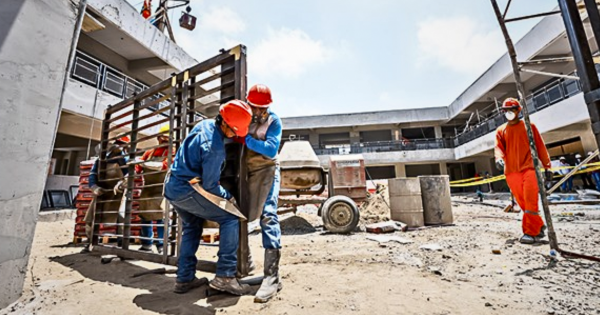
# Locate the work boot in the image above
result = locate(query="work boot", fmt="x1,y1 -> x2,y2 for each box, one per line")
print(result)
174,277 -> 208,294
209,277 -> 251,296
139,244 -> 153,252
519,235 -> 536,244
537,225 -> 547,239
80,243 -> 91,253
156,244 -> 164,254
254,249 -> 282,303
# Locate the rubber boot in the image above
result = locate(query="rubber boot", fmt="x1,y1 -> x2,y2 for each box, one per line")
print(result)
254,249 -> 282,303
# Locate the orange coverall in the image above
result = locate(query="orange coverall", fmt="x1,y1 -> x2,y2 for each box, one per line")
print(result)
495,120 -> 551,237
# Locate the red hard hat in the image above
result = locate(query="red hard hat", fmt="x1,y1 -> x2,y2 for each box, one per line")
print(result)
502,97 -> 521,109
246,84 -> 272,108
115,136 -> 130,143
219,100 -> 252,137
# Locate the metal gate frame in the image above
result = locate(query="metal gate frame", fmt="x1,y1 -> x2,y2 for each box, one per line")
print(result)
90,45 -> 250,273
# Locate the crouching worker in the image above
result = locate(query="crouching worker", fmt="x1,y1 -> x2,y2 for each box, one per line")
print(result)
163,100 -> 253,295
495,98 -> 553,244
82,136 -> 130,253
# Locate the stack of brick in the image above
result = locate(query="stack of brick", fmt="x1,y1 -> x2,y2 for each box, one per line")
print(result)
74,159 -> 144,242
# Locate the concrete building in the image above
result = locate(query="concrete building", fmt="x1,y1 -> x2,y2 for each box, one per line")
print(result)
0,0 -> 198,308
282,12 -> 599,191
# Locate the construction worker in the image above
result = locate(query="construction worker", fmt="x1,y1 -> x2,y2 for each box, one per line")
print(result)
575,154 -> 593,189
82,136 -> 130,252
135,124 -> 173,253
163,100 -> 253,295
242,84 -> 284,303
588,151 -> 600,191
494,98 -> 553,244
558,157 -> 573,192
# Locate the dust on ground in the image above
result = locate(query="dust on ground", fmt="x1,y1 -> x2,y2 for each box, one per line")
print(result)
3,193 -> 600,315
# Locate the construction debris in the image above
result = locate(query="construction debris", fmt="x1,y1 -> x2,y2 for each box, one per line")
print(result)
366,235 -> 414,244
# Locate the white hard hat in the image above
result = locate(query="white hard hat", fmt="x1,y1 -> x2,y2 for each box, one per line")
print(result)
589,151 -> 594,156
559,156 -> 566,160
576,154 -> 582,159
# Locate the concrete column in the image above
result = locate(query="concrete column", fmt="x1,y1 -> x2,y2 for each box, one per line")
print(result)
0,0 -> 82,308
580,124 -> 599,154
350,131 -> 360,145
308,131 -> 319,147
393,129 -> 402,141
434,125 -> 442,139
394,163 -> 406,178
439,162 -> 448,175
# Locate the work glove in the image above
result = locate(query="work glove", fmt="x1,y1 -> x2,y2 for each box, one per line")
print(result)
544,169 -> 554,183
90,185 -> 105,196
114,179 -> 127,194
495,159 -> 505,172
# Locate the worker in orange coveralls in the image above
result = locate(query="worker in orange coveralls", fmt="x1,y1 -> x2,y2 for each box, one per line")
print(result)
494,97 -> 554,244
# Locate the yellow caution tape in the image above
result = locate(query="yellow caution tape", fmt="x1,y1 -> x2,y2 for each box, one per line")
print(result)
449,162 -> 600,188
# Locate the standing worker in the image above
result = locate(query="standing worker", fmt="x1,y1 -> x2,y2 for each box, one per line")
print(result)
135,124 -> 173,254
82,136 -> 130,252
163,100 -> 253,295
558,157 -> 573,192
575,154 -> 593,189
243,84 -> 284,303
494,98 -> 553,244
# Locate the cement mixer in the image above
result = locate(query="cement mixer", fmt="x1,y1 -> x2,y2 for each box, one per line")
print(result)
278,141 -> 365,233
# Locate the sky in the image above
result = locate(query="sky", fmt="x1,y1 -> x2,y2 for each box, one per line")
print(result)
127,0 -> 558,118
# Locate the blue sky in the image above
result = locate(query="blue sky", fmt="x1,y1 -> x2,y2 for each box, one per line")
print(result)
127,1 -> 557,117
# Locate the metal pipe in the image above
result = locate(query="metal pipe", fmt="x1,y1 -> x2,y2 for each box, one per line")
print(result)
504,10 -> 561,23
520,68 -> 580,80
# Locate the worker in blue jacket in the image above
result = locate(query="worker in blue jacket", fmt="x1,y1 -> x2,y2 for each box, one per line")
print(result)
243,84 -> 283,303
82,136 -> 130,252
163,100 -> 253,296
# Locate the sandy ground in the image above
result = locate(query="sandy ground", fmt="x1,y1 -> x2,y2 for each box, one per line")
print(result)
3,194 -> 600,315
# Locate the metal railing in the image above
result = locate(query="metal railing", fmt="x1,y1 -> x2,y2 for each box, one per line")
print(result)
453,75 -> 582,147
312,76 -> 582,156
71,50 -> 173,116
313,138 -> 454,155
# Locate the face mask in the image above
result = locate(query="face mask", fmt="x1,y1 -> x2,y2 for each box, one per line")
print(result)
252,110 -> 270,124
505,111 -> 516,121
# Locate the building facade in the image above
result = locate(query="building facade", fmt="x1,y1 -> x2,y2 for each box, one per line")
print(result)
282,12 -> 599,192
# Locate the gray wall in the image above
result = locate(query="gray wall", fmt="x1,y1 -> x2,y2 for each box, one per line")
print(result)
0,0 -> 81,308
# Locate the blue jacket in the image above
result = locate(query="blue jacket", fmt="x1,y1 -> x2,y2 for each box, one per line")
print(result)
88,151 -> 128,187
245,109 -> 282,158
164,119 -> 231,201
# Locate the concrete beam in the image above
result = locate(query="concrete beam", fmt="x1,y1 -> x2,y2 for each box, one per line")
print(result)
129,57 -> 170,72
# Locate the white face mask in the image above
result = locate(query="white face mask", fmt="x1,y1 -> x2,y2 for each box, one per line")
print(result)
505,111 -> 516,121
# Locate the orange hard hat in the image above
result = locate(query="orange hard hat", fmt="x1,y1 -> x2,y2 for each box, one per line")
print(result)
247,84 -> 272,108
115,135 -> 130,144
502,97 -> 521,110
219,100 -> 252,137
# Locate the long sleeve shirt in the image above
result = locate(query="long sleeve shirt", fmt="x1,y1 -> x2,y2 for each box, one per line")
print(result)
164,119 -> 231,201
134,146 -> 175,173
88,152 -> 128,187
494,120 -> 551,175
245,109 -> 282,159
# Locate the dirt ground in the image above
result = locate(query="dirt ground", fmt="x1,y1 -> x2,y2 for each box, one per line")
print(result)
3,194 -> 600,315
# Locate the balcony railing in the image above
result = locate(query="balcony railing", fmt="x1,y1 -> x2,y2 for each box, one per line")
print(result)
71,50 -> 170,112
453,75 -> 582,147
311,76 -> 582,156
313,138 -> 454,155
